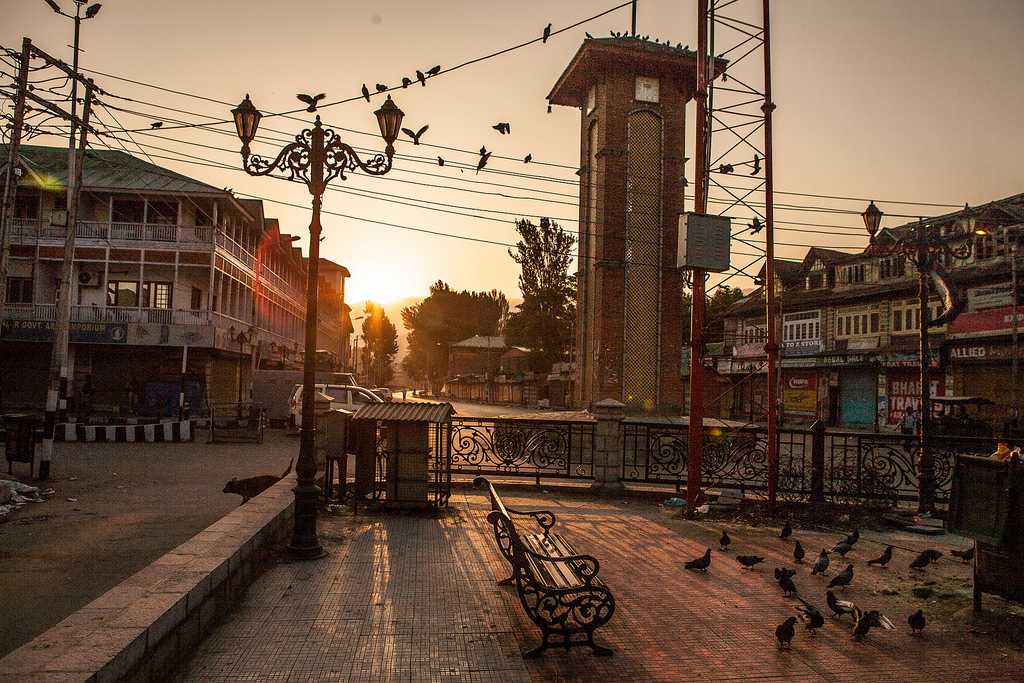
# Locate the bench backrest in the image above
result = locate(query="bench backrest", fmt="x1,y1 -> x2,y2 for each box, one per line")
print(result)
474,476 -> 523,551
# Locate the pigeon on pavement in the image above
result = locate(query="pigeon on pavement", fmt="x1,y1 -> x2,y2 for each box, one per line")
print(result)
685,548 -> 712,572
828,564 -> 854,589
793,540 -> 805,564
867,545 -> 893,567
908,609 -> 926,635
775,616 -> 797,649
780,521 -> 792,540
736,555 -> 764,569
826,590 -> 855,619
811,549 -> 830,576
795,597 -> 825,635
719,530 -> 731,551
951,546 -> 974,563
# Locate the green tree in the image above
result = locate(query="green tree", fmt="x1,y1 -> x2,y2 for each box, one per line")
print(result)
505,218 -> 577,372
361,302 -> 399,387
681,284 -> 746,343
401,281 -> 508,393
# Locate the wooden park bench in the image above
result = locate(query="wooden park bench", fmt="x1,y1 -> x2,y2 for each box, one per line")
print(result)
474,476 -> 615,658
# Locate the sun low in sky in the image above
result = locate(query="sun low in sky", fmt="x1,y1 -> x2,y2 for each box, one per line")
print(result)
344,266 -> 427,306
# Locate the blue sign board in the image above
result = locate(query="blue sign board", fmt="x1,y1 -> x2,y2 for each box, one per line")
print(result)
1,319 -> 128,344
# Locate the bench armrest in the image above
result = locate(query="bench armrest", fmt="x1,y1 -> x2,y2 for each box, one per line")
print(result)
505,507 -> 556,536
522,547 -> 601,583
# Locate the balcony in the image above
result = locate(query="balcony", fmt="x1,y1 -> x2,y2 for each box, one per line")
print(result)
7,218 -> 214,245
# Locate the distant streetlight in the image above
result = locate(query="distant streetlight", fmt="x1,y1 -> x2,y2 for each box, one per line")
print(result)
232,93 -> 404,560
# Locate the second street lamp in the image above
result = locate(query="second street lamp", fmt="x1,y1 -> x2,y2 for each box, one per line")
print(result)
232,94 -> 404,560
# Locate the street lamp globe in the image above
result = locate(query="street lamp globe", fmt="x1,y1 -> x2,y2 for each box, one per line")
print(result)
231,94 -> 262,148
374,95 -> 404,155
862,200 -> 883,241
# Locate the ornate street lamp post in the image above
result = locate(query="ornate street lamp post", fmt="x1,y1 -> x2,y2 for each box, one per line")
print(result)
862,201 -> 985,512
232,94 -> 404,559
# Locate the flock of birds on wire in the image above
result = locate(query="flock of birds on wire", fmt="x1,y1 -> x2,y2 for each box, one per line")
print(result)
682,521 -> 975,649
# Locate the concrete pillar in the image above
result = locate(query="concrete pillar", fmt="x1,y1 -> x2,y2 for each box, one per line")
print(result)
590,398 -> 626,495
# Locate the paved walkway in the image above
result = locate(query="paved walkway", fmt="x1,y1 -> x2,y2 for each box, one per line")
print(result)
176,488 -> 1023,682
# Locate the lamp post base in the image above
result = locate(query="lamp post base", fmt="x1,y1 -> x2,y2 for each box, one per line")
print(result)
288,482 -> 327,561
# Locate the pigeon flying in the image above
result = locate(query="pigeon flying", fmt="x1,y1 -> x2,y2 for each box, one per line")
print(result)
795,598 -> 825,635
542,22 -> 552,43
867,545 -> 893,567
361,84 -> 370,102
401,124 -> 428,145
296,93 -> 326,112
684,548 -> 712,572
951,546 -> 974,562
719,530 -> 731,551
793,540 -> 805,564
828,564 -> 854,589
908,609 -> 926,634
748,218 -> 763,234
780,521 -> 792,540
826,590 -> 854,619
736,555 -> 764,569
811,549 -> 830,576
492,122 -> 511,135
476,151 -> 491,174
775,616 -> 797,649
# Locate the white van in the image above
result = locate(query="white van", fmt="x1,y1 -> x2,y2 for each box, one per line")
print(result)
287,383 -> 383,429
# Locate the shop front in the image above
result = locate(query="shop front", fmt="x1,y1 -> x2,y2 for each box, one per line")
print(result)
879,350 -> 943,430
948,339 -> 1019,425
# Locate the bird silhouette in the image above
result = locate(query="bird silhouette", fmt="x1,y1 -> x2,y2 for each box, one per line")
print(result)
719,530 -> 731,551
780,521 -> 792,540
736,555 -> 763,569
844,529 -> 860,546
951,546 -> 974,562
793,540 -> 805,564
751,153 -> 761,175
476,150 -> 491,174
150,121 -> 163,129
908,609 -> 926,634
426,65 -> 441,76
375,84 -> 388,93
828,563 -> 854,589
811,549 -> 830,576
852,609 -> 895,640
775,617 -> 797,649
684,548 -> 712,572
867,545 -> 893,567
296,93 -> 326,112
492,122 -> 511,135
831,541 -> 853,557
85,3 -> 101,19
360,84 -> 370,103
415,70 -> 426,86
826,590 -> 854,619
795,597 -> 824,635
910,549 -> 942,570
748,218 -> 763,234
436,157 -> 445,167
479,145 -> 488,156
718,163 -> 734,174
546,104 -> 552,114
401,77 -> 412,88
523,154 -> 532,164
778,574 -> 798,597
542,23 -> 552,43
401,124 -> 428,145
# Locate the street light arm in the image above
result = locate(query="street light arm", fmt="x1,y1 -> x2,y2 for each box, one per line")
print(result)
241,138 -> 311,182
322,127 -> 392,183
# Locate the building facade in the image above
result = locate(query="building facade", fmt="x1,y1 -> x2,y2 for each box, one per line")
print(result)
718,194 -> 1024,431
1,145 -> 351,416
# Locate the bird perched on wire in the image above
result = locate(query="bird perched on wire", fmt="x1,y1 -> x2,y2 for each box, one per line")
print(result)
908,609 -> 926,635
736,555 -> 764,569
523,154 -> 532,164
542,22 -> 552,43
748,218 -> 763,234
476,149 -> 491,174
910,549 -> 943,570
401,124 -> 428,145
150,121 -> 163,129
375,84 -> 388,93
828,563 -> 854,589
426,65 -> 441,77
436,157 -> 445,167
719,163 -> 734,174
415,70 -> 427,86
795,597 -> 825,635
793,540 -> 805,564
492,122 -> 511,135
401,77 -> 412,88
852,608 -> 895,641
951,546 -> 975,563
297,93 -> 326,112
811,549 -> 830,576
719,530 -> 731,551
774,567 -> 797,581
780,521 -> 792,540
750,153 -> 761,175
830,541 -> 853,557
778,573 -> 798,598
685,548 -> 712,572
360,84 -> 370,103
826,590 -> 855,619
867,545 -> 893,567
775,616 -> 797,649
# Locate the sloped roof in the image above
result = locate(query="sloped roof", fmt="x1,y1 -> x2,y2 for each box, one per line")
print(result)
452,335 -> 506,349
352,401 -> 455,422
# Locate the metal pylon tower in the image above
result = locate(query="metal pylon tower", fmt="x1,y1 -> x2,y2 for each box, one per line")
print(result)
688,0 -> 779,510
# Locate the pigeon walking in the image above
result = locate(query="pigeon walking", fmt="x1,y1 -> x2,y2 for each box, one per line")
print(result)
736,555 -> 764,569
828,563 -> 854,589
831,541 -> 853,557
826,590 -> 855,619
719,530 -> 731,551
774,567 -> 797,581
793,540 -> 805,564
908,609 -> 926,635
910,549 -> 942,570
867,545 -> 893,567
795,597 -> 825,635
780,521 -> 792,540
811,549 -> 830,576
778,573 -> 798,597
951,546 -> 974,563
684,548 -> 712,572
844,529 -> 860,547
775,616 -> 797,649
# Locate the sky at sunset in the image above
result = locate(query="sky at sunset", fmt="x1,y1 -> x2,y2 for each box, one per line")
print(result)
4,0 -> 1023,305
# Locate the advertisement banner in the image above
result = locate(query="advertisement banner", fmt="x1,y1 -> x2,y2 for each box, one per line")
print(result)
886,375 -> 944,425
948,305 -> 1024,337
783,373 -> 817,418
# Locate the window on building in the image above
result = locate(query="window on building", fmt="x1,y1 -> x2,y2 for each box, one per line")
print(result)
14,192 -> 39,219
107,280 -> 139,307
190,287 -> 203,310
879,256 -> 906,279
111,199 -> 145,223
870,313 -> 879,333
142,281 -> 172,309
841,263 -> 866,284
146,200 -> 178,225
6,277 -> 32,304
51,192 -> 67,212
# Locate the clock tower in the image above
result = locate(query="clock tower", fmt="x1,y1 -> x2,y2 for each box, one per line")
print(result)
548,38 -> 702,411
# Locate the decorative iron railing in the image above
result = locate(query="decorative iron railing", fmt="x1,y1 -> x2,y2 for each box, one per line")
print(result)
449,417 -> 595,481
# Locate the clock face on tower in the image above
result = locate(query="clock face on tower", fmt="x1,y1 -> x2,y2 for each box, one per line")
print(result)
635,76 -> 660,103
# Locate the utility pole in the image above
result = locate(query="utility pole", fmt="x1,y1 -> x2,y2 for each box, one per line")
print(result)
0,38 -> 31,326
762,0 -> 780,508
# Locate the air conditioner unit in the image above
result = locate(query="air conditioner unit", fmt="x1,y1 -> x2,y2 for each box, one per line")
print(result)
78,271 -> 101,287
50,210 -> 68,226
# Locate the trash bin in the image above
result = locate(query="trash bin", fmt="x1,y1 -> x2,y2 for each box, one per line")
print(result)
4,414 -> 40,477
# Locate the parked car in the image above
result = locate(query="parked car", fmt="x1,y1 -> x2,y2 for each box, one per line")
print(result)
287,383 -> 383,429
370,388 -> 393,402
